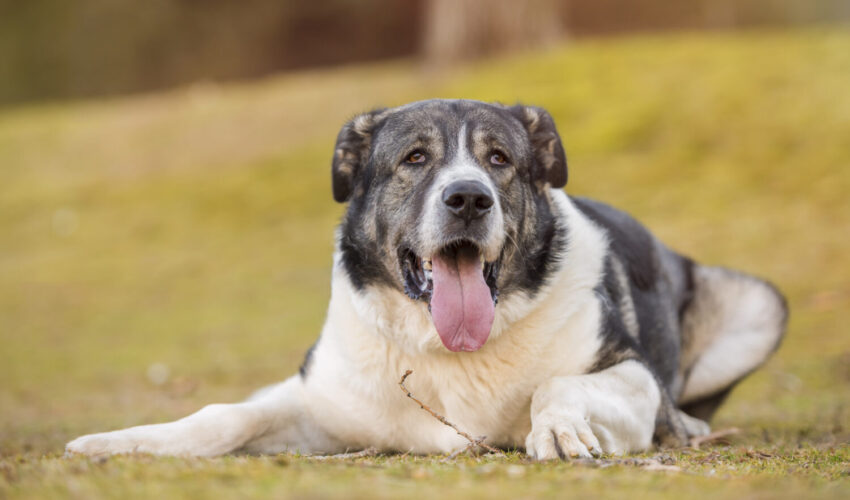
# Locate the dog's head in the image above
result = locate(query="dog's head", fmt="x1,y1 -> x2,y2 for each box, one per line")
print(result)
332,99 -> 567,352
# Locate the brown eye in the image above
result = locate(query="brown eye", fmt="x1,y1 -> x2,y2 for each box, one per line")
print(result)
405,151 -> 427,164
490,151 -> 508,166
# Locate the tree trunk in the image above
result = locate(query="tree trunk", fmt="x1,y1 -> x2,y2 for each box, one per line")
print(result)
422,0 -> 565,63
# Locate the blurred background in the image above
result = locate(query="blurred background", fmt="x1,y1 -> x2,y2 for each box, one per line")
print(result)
2,0 -> 850,104
1,0 -> 848,456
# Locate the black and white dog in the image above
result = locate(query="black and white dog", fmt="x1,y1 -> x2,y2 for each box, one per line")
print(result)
67,99 -> 787,459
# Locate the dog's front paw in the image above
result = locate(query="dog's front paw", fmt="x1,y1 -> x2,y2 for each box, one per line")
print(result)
525,410 -> 602,460
66,429 -> 156,457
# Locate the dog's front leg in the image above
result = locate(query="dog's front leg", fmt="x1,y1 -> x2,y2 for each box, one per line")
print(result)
525,360 -> 661,459
66,376 -> 336,457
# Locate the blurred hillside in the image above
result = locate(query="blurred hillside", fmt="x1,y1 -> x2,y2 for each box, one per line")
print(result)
1,0 -> 849,105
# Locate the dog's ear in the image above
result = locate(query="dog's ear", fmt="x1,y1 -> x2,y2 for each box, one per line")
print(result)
508,105 -> 568,189
331,109 -> 386,203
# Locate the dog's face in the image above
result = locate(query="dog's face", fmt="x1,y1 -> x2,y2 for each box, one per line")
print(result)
332,100 -> 567,352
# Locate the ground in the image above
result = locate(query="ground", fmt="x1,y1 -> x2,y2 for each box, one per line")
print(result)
1,27 -> 848,499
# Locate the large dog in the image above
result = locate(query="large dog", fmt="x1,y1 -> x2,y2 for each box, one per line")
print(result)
67,99 -> 787,459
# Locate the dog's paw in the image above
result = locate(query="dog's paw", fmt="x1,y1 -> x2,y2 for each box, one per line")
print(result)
678,411 -> 711,438
525,410 -> 602,460
65,430 -> 156,457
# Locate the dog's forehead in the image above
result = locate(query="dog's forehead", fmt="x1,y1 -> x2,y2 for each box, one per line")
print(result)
377,100 -> 526,148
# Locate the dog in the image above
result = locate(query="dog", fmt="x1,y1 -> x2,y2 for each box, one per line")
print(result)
66,99 -> 787,459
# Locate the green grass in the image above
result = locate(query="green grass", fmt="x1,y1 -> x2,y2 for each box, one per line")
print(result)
1,27 -> 849,498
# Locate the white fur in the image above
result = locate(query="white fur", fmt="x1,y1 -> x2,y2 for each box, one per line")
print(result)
66,191 -> 662,458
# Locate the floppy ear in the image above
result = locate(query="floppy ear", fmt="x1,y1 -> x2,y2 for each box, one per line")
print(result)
509,105 -> 568,189
331,108 -> 385,203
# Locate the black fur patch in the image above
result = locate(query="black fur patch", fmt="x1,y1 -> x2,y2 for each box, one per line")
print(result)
500,195 -> 566,298
339,212 -> 396,292
677,256 -> 697,322
631,283 -> 681,389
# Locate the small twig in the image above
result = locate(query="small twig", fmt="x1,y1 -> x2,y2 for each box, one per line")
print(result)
398,370 -> 502,458
689,427 -> 740,449
307,447 -> 379,460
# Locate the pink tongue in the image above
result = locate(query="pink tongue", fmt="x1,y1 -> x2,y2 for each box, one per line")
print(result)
430,246 -> 495,352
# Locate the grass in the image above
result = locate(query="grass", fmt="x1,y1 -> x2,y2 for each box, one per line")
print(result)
1,27 -> 849,498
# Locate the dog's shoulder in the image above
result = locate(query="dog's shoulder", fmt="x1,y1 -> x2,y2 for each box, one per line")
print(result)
570,196 -> 660,290
568,196 -> 695,389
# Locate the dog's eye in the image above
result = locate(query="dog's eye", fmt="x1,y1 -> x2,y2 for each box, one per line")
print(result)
490,151 -> 509,166
404,151 -> 427,165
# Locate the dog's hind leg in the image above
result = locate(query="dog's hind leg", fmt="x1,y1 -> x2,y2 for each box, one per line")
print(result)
677,266 -> 788,421
66,376 -> 339,457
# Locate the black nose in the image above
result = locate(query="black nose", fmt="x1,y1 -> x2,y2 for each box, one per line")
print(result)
442,180 -> 494,223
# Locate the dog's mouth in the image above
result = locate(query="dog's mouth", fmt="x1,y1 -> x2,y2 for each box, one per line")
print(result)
400,241 -> 500,352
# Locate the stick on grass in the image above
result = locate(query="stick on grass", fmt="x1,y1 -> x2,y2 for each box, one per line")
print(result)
398,369 -> 502,457
689,427 -> 740,449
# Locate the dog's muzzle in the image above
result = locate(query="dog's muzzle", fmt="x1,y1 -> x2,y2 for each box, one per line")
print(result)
399,180 -> 502,353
